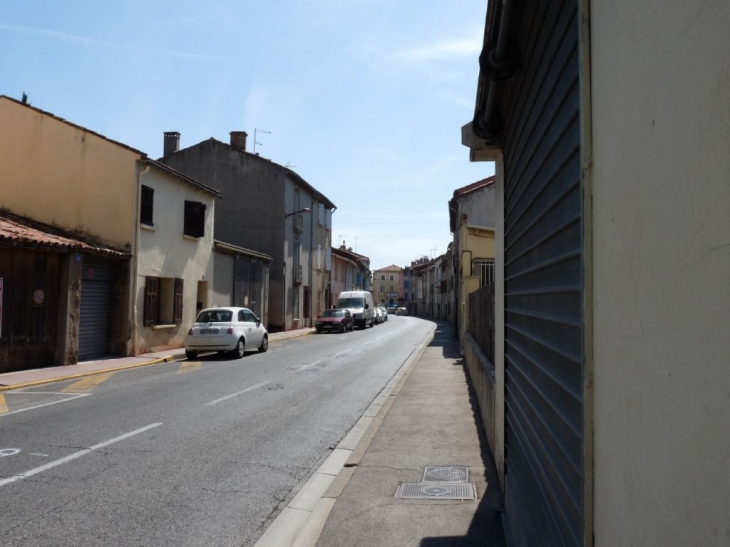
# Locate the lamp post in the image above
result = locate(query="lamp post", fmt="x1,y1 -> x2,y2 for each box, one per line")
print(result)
284,207 -> 311,219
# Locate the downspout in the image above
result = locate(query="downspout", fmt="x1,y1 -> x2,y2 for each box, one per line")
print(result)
309,197 -> 315,327
131,160 -> 150,356
473,0 -> 520,141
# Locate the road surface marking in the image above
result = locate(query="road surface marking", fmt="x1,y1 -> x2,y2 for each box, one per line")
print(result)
0,394 -> 89,417
333,349 -> 352,358
178,361 -> 202,374
61,372 -> 116,393
362,341 -> 372,346
0,423 -> 162,488
31,453 -> 49,457
205,381 -> 270,406
0,394 -> 7,414
301,361 -> 322,370
0,448 -> 20,457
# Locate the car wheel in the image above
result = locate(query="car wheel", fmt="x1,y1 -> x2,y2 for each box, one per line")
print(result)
316,328 -> 322,334
231,338 -> 245,359
185,350 -> 197,360
258,335 -> 268,353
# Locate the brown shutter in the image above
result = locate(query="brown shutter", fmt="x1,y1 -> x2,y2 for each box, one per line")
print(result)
173,278 -> 184,325
144,277 -> 159,326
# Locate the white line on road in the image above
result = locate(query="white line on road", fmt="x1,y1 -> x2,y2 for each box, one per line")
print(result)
205,381 -> 270,406
0,393 -> 90,417
300,361 -> 322,371
333,350 -> 352,358
0,423 -> 162,488
362,341 -> 372,346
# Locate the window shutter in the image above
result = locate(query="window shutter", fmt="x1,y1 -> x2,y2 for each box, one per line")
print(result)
173,278 -> 184,325
184,201 -> 206,238
144,277 -> 159,326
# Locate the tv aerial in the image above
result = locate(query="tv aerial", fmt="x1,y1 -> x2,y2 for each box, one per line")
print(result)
253,128 -> 271,154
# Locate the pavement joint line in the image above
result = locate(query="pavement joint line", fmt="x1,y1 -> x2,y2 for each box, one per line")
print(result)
262,323 -> 437,547
0,331 -> 314,393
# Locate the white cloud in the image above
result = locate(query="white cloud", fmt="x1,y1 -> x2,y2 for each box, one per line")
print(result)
0,24 -> 231,61
394,37 -> 482,61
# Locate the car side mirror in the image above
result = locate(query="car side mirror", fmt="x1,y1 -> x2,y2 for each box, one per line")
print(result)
256,319 -> 261,327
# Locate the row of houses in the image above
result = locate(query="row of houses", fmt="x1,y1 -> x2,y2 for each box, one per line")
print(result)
0,96 -> 371,374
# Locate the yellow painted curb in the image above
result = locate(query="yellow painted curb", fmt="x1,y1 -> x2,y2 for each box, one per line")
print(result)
0,354 -> 182,392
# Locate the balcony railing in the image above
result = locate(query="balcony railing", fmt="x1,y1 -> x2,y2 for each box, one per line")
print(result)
294,214 -> 304,233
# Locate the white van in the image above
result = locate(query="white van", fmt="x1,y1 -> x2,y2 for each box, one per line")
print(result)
336,290 -> 375,329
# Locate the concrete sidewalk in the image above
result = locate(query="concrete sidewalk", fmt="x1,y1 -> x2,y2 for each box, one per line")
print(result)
0,327 -> 315,391
256,320 -> 506,547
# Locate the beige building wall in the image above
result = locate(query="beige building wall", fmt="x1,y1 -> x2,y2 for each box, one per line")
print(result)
134,167 -> 215,353
0,97 -> 139,248
591,2 -> 730,544
457,223 -> 495,348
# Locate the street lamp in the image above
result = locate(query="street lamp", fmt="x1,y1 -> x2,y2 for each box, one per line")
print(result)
284,207 -> 311,219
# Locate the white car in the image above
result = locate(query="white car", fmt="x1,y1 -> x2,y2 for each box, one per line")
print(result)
184,307 -> 268,359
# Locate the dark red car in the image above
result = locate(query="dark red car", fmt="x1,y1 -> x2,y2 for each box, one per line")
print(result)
315,309 -> 354,333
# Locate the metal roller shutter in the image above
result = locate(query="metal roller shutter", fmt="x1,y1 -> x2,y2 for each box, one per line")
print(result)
79,256 -> 113,361
500,1 -> 584,545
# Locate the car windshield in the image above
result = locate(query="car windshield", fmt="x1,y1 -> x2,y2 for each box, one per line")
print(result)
196,310 -> 233,323
337,297 -> 364,308
321,309 -> 346,317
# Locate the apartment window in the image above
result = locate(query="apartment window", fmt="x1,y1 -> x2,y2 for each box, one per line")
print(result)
389,285 -> 394,293
380,285 -> 385,293
380,274 -> 385,280
293,288 -> 300,319
144,277 -> 183,326
183,201 -> 206,238
389,274 -> 394,281
294,236 -> 301,266
318,203 -> 325,225
140,185 -> 154,226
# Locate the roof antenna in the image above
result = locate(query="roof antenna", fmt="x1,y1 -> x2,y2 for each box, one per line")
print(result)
21,92 -> 28,104
253,128 -> 271,154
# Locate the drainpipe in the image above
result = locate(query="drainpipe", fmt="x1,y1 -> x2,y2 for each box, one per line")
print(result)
131,160 -> 150,356
309,197 -> 315,327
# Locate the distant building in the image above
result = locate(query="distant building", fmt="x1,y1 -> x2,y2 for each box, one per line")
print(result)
371,265 -> 403,307
331,243 -> 370,305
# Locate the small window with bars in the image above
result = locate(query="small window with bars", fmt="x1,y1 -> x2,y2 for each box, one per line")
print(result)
473,259 -> 495,287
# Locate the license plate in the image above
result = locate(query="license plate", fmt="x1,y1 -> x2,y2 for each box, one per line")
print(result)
200,328 -> 219,335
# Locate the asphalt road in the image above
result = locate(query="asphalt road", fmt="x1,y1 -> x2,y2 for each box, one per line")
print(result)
0,316 -> 434,547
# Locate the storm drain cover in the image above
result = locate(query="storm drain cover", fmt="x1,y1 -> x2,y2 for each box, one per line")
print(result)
395,482 -> 477,500
423,466 -> 469,482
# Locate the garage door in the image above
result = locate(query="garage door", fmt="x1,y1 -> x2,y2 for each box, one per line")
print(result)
78,256 -> 113,361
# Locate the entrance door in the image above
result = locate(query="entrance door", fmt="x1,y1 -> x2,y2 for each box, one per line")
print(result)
79,256 -> 112,361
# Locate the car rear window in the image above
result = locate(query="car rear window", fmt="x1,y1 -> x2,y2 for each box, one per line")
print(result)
196,310 -> 232,322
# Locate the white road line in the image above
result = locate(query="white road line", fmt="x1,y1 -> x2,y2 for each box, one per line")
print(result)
362,341 -> 372,346
301,361 -> 322,371
0,394 -> 90,417
0,423 -> 162,488
333,350 -> 352,358
205,381 -> 270,406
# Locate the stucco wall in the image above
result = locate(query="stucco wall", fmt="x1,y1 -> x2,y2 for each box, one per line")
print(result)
134,167 -> 216,353
162,141 -> 287,329
212,252 -> 234,308
591,2 -> 730,544
0,97 -> 138,247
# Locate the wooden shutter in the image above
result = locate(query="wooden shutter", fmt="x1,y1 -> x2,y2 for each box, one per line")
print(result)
143,277 -> 159,326
173,278 -> 184,325
184,201 -> 206,238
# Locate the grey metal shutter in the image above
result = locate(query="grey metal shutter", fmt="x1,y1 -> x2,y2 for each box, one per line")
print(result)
79,256 -> 113,361
500,1 -> 584,546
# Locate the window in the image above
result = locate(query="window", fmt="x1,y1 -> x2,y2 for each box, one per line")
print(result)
317,244 -> 322,270
318,203 -> 325,225
380,285 -> 385,293
389,274 -> 394,281
474,259 -> 495,287
293,288 -> 300,319
325,209 -> 332,231
184,201 -> 206,238
294,236 -> 300,266
389,285 -> 394,293
140,185 -> 154,226
380,274 -> 385,280
243,309 -> 257,323
144,277 -> 183,326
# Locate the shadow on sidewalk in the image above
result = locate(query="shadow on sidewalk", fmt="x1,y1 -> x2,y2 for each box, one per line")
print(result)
421,320 -> 506,547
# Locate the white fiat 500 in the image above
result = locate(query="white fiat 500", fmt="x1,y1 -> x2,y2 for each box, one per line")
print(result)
184,307 -> 268,359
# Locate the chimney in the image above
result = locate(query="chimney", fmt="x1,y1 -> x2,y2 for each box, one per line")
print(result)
163,132 -> 180,157
230,131 -> 248,151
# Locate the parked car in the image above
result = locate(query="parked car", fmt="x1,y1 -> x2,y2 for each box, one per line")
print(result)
337,290 -> 375,328
184,307 -> 268,359
374,306 -> 383,325
395,307 -> 408,316
378,306 -> 388,321
316,309 -> 354,333
387,305 -> 397,314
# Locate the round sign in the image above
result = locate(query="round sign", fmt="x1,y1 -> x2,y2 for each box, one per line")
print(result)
33,290 -> 45,305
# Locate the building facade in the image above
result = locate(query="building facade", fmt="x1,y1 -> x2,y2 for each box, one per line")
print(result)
461,1 -> 730,545
160,132 -> 335,331
331,244 -> 371,306
370,265 -> 403,307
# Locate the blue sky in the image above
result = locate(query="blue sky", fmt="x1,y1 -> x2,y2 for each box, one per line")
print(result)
1,0 -> 494,270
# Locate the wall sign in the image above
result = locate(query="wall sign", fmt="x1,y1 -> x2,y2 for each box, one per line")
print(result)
33,289 -> 45,306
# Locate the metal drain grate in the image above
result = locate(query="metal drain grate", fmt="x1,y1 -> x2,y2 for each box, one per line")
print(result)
423,466 -> 469,482
395,482 -> 477,500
